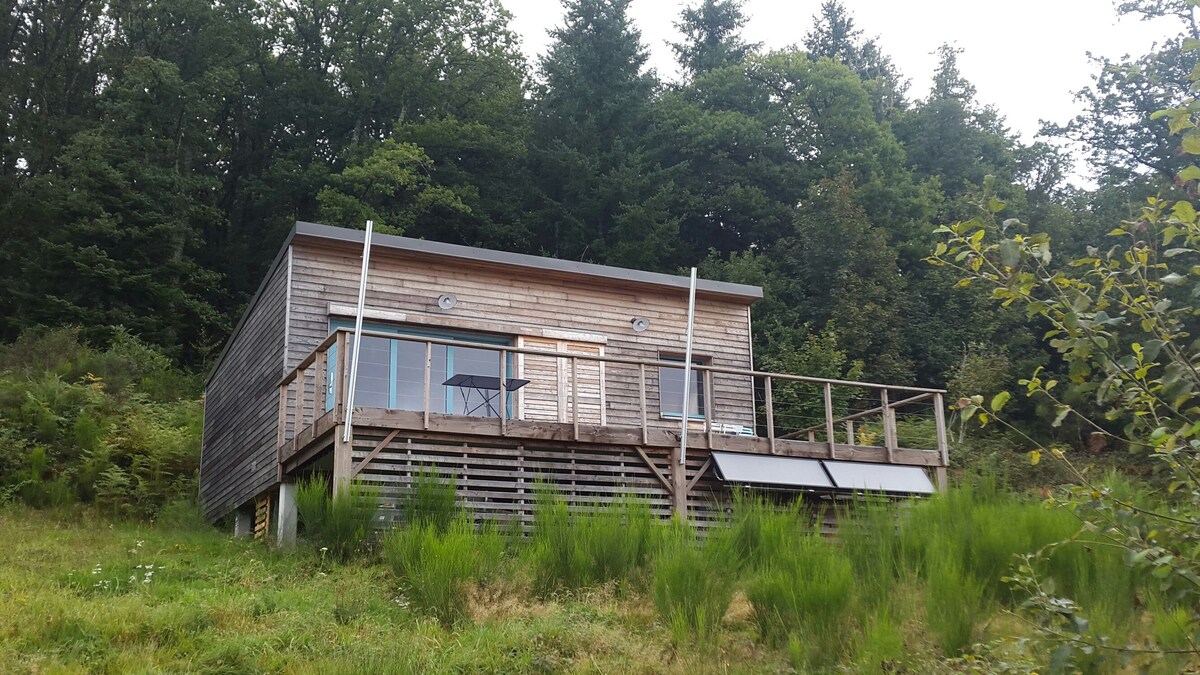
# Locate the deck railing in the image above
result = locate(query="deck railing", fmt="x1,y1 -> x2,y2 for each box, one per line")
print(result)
276,328 -> 949,470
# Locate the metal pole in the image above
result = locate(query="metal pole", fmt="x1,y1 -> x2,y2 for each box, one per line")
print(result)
679,267 -> 697,465
342,221 -> 374,443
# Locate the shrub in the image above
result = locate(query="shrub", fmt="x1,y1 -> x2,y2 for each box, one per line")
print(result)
528,487 -> 659,593
746,534 -> 854,668
0,327 -> 201,517
650,524 -> 736,647
923,544 -> 985,657
402,466 -> 460,532
295,475 -> 377,561
382,516 -> 504,626
727,488 -> 806,571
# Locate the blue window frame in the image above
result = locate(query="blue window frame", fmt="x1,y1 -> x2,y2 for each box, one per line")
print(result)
326,320 -> 515,417
659,354 -> 707,420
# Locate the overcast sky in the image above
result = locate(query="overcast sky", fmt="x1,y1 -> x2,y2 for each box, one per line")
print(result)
501,0 -> 1183,144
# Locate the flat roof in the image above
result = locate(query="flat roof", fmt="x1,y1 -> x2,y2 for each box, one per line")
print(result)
293,221 -> 764,302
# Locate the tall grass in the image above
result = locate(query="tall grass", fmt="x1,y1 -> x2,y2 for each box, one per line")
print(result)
839,497 -> 901,610
727,488 -> 805,571
402,466 -> 459,532
295,474 -> 377,561
527,486 -> 659,593
746,533 -> 855,669
382,515 -> 504,626
650,523 -> 736,647
923,541 -> 986,656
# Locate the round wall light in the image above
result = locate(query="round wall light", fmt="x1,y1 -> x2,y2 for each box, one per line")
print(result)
437,293 -> 458,310
631,317 -> 650,333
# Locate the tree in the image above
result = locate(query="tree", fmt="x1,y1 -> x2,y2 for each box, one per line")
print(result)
316,140 -> 471,234
527,0 -> 677,268
1044,3 -> 1199,187
671,0 -> 758,77
803,1 -> 908,120
929,78 -> 1200,659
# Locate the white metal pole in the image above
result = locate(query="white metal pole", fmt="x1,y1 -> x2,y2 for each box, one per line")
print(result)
342,221 -> 374,443
679,267 -> 698,465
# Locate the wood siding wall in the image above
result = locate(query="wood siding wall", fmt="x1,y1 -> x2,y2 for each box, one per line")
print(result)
200,256 -> 289,521
287,239 -> 756,429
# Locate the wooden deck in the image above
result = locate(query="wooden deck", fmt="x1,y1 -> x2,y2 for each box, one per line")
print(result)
275,328 -> 949,521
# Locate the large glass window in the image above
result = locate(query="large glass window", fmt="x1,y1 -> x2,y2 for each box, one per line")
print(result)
659,354 -> 707,419
327,321 -> 513,418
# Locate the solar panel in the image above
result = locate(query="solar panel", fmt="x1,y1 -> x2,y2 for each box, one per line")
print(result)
710,451 -> 834,489
822,460 -> 935,495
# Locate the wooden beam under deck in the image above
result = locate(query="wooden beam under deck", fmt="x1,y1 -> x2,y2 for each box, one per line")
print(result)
281,407 -> 942,472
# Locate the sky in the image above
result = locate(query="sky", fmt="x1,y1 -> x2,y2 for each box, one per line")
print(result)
500,0 -> 1184,145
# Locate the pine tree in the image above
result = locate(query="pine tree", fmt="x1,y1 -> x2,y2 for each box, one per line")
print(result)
671,0 -> 758,77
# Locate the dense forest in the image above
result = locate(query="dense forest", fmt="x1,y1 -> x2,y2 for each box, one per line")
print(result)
0,0 -> 1195,444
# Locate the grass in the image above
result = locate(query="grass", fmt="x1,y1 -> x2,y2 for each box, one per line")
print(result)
0,506 -> 782,673
1,481 -> 1189,673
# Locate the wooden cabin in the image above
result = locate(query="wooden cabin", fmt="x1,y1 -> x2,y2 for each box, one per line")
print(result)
200,222 -> 949,542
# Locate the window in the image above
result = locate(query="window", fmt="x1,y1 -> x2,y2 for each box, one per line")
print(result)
326,321 -> 514,417
659,354 -> 707,420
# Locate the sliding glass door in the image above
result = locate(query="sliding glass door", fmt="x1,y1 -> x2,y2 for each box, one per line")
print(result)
326,322 -> 513,418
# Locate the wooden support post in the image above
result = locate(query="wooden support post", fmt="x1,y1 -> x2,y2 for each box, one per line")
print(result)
846,420 -> 855,446
571,356 -> 579,441
933,392 -> 949,491
881,388 -> 897,463
823,382 -> 836,459
670,445 -> 687,521
499,348 -> 507,437
333,425 -> 353,497
765,376 -> 775,455
639,364 -> 648,445
422,341 -> 432,430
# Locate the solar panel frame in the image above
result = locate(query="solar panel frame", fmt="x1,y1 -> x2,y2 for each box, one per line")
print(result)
710,451 -> 834,490
822,460 -> 935,495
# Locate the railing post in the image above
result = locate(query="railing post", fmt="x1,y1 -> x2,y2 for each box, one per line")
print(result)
334,331 -> 347,422
846,420 -> 855,446
571,356 -> 579,441
276,380 -> 287,451
639,363 -> 648,445
422,341 -> 432,430
823,382 -> 836,459
933,392 -> 949,490
313,347 -> 326,422
291,369 -> 303,443
881,388 -> 897,463
499,348 -> 507,436
764,375 -> 775,455
704,367 -> 714,448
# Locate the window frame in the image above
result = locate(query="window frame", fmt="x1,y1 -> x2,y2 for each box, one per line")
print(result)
657,353 -> 709,421
325,320 -> 515,417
